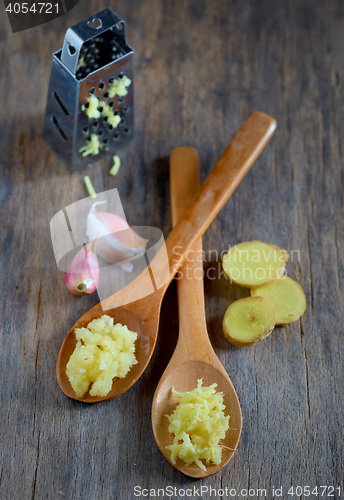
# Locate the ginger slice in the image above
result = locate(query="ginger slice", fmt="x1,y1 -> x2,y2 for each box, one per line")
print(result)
251,276 -> 306,325
222,241 -> 289,288
223,296 -> 276,346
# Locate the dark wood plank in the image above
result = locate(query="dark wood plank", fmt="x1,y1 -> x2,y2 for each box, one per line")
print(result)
0,0 -> 343,499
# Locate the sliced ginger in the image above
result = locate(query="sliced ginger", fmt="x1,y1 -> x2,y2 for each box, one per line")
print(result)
222,240 -> 306,346
222,241 -> 289,288
223,296 -> 276,346
251,276 -> 306,325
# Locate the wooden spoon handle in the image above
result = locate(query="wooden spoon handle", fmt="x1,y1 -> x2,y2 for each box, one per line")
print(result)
163,111 -> 276,285
170,148 -> 201,227
170,148 -> 212,348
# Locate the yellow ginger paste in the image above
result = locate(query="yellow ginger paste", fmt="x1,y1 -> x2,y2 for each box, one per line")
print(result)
82,94 -> 101,119
79,134 -> 101,157
109,155 -> 121,176
108,75 -> 131,98
66,315 -> 138,398
166,379 -> 229,471
101,101 -> 121,128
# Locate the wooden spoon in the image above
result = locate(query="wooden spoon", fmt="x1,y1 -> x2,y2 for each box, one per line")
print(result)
56,111 -> 277,403
151,147 -> 242,478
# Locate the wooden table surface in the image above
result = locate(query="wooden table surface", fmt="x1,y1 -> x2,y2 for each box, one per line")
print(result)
1,0 -> 343,499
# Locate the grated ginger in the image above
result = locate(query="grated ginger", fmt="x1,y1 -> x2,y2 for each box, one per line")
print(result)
84,175 -> 97,199
82,94 -> 101,119
66,315 -> 138,398
79,134 -> 102,157
108,75 -> 131,98
109,155 -> 121,176
101,101 -> 121,128
166,379 -> 229,471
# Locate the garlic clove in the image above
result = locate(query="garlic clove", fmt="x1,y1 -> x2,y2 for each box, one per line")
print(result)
95,212 -> 148,250
86,201 -> 148,267
64,240 -> 100,296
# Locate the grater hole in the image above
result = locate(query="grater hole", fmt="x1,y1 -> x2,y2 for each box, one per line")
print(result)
51,116 -> 68,140
123,105 -> 130,113
104,92 -> 109,99
87,17 -> 102,30
93,121 -> 99,128
109,78 -> 114,85
103,116 -> 108,122
123,127 -> 130,135
109,101 -> 114,108
89,87 -> 95,95
103,139 -> 108,145
118,72 -> 124,79
98,106 -> 103,113
114,110 -> 119,115
113,133 -> 119,141
85,103 -> 90,109
99,82 -> 105,91
120,118 -> 125,125
98,130 -> 103,136
83,127 -> 89,135
94,64 -> 99,69
87,136 -> 92,142
67,42 -> 76,56
53,91 -> 70,116
118,97 -> 124,104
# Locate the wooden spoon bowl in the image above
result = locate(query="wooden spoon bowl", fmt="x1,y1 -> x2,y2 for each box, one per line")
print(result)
56,112 -> 277,402
151,148 -> 242,477
152,361 -> 242,478
57,300 -> 157,402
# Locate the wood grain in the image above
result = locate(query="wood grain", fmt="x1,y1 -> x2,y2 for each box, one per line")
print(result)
0,0 -> 343,499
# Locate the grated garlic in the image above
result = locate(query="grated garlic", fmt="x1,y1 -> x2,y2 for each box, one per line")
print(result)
66,315 -> 138,398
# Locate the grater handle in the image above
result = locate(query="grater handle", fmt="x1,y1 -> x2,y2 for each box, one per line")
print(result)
61,28 -> 84,75
61,7 -> 124,75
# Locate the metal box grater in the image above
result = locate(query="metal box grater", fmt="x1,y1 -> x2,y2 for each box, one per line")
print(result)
43,8 -> 134,173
